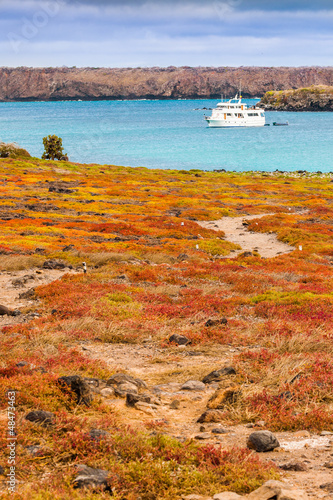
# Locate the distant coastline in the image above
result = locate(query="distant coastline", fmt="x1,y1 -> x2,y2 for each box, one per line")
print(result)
0,66 -> 333,102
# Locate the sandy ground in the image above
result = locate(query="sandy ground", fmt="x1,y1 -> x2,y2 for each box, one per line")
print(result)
0,268 -> 77,326
198,213 -> 295,258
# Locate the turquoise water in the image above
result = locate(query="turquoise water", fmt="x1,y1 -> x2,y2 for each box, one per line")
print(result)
0,99 -> 332,172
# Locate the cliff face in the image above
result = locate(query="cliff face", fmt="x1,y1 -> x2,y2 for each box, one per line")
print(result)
260,85 -> 333,111
0,67 -> 333,102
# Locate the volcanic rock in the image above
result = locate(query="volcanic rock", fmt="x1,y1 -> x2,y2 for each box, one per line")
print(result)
202,366 -> 236,384
57,375 -> 94,406
25,410 -> 55,426
73,464 -> 111,492
247,431 -> 280,452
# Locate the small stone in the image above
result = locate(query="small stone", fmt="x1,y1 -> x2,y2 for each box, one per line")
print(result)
89,429 -> 110,441
195,432 -> 211,440
324,462 -> 333,469
279,461 -> 308,471
100,387 -> 115,398
170,399 -> 180,409
202,366 -> 236,384
197,409 -> 224,423
181,380 -> 206,391
247,431 -> 280,452
42,260 -> 66,270
321,431 -> 333,436
73,464 -> 111,491
320,483 -> 333,493
205,318 -> 228,327
57,375 -> 93,406
126,393 -> 151,407
199,425 -> 206,432
213,493 -> 242,500
255,420 -> 266,428
25,410 -> 55,426
294,430 -> 311,438
212,427 -> 230,434
169,333 -> 191,345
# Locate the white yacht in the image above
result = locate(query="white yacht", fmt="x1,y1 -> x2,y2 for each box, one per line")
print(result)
204,94 -> 265,127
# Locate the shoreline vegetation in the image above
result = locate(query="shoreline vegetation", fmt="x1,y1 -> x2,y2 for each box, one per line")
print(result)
0,155 -> 333,498
0,66 -> 333,102
260,85 -> 333,111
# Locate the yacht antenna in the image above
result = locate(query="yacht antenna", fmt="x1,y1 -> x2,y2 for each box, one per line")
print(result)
239,80 -> 242,99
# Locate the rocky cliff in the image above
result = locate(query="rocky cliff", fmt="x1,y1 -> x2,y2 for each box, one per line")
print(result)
260,85 -> 333,111
0,66 -> 333,102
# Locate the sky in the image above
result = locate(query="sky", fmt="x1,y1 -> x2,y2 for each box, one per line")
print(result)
0,0 -> 332,67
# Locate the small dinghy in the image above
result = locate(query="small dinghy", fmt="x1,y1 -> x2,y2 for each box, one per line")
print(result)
273,121 -> 289,126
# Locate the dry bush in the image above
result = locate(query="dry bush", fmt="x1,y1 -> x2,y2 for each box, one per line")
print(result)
0,254 -> 44,271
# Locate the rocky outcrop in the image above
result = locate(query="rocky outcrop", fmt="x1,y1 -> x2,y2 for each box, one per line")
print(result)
0,67 -> 333,101
260,85 -> 333,111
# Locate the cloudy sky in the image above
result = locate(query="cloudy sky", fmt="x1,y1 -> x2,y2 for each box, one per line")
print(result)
1,0 -> 332,67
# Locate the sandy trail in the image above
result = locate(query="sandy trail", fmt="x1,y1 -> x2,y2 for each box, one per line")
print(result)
198,213 -> 295,258
0,268 -> 77,325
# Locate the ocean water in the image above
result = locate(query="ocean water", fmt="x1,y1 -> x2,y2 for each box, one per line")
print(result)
0,99 -> 332,172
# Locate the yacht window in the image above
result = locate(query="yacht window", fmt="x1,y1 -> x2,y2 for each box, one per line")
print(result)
227,113 -> 232,116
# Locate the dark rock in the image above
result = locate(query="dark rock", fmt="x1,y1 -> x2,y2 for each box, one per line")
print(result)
320,483 -> 333,492
62,244 -> 75,252
43,260 -> 66,270
107,373 -> 147,389
35,248 -> 46,254
25,410 -> 55,425
73,464 -> 111,492
202,366 -> 236,384
241,251 -> 253,257
205,318 -> 228,327
169,333 -> 191,345
0,465 -> 4,475
279,461 -> 308,471
212,428 -> 230,434
57,375 -> 93,406
19,288 -> 36,300
247,431 -> 280,452
126,393 -> 151,407
16,361 -> 28,367
89,429 -> 110,441
197,409 -> 224,423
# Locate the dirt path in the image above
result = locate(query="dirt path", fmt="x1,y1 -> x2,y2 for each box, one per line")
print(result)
0,268 -> 77,326
83,342 -> 333,499
198,214 -> 295,258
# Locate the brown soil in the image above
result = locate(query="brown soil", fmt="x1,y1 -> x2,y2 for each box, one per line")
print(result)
198,214 -> 295,258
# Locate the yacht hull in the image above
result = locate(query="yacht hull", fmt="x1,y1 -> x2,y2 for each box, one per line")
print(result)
206,119 -> 265,128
